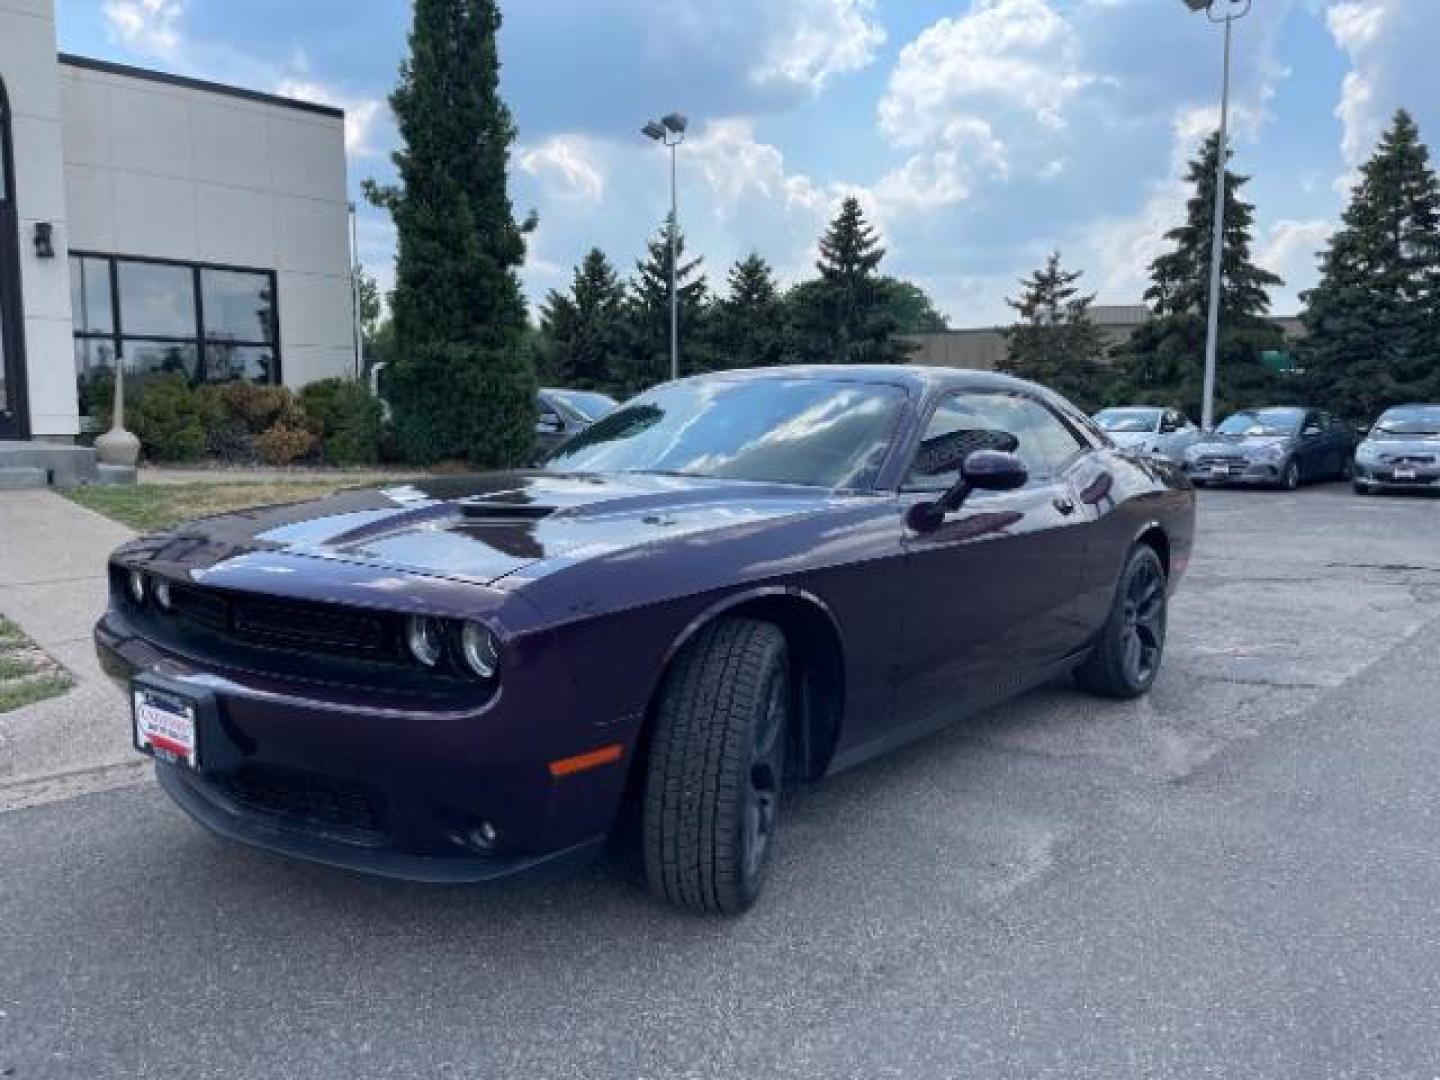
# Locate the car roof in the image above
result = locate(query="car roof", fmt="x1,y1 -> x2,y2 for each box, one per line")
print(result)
672,364 -> 1051,399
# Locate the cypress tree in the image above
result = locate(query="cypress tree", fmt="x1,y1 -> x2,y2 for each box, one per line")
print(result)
1117,133 -> 1285,418
789,196 -> 911,364
365,0 -> 537,465
712,253 -> 785,369
621,214 -> 713,392
1001,252 -> 1105,410
1301,110 -> 1440,420
538,249 -> 628,393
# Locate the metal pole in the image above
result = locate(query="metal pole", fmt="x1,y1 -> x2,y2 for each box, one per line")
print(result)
349,202 -> 364,381
1200,10 -> 1232,431
668,140 -> 679,383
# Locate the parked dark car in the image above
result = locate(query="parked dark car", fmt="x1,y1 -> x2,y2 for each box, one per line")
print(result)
1353,403 -> 1440,494
96,367 -> 1194,914
1182,407 -> 1356,489
534,388 -> 618,459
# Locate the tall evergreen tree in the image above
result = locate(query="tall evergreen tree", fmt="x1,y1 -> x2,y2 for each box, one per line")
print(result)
1301,109 -> 1440,419
1117,133 -> 1285,418
1001,252 -> 1105,410
621,214 -> 713,393
711,253 -> 785,369
789,196 -> 911,364
364,0 -> 537,464
538,249 -> 628,392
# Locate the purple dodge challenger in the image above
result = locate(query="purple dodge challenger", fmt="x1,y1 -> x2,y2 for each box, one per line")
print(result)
97,366 -> 1194,913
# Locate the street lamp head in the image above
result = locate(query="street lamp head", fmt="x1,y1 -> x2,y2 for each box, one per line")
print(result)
641,120 -> 667,141
1182,0 -> 1210,10
661,112 -> 688,135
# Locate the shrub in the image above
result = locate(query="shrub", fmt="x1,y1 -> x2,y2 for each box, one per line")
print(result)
132,376 -> 212,462
387,342 -> 537,466
253,423 -> 318,466
205,382 -> 297,433
299,379 -> 384,465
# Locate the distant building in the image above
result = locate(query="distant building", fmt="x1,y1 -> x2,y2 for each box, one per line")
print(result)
1,0 -> 357,443
902,305 -> 1305,373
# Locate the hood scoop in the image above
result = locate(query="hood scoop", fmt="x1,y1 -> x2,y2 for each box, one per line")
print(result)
457,502 -> 556,522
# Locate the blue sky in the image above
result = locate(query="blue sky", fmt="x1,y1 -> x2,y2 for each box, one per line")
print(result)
54,0 -> 1440,325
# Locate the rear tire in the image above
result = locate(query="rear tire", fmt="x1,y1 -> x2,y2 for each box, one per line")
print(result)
642,618 -> 789,915
1075,545 -> 1168,700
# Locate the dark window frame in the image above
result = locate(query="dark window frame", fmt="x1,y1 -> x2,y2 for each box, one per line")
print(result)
69,250 -> 282,387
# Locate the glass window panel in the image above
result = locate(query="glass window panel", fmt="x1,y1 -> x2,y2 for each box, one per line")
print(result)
117,261 -> 196,337
204,344 -> 277,384
201,269 -> 274,343
123,340 -> 198,381
69,256 -> 114,334
75,339 -> 120,424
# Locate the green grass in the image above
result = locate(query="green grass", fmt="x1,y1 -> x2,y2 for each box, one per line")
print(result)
65,480 -> 355,532
0,617 -> 73,714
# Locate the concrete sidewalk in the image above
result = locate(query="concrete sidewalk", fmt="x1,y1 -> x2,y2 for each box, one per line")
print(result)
0,490 -> 144,808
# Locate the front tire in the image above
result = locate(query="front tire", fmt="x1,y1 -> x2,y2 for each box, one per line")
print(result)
1280,459 -> 1301,491
1075,545 -> 1168,699
642,618 -> 789,915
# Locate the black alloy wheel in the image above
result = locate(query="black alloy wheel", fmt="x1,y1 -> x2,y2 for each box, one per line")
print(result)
1281,459 -> 1301,491
1076,545 -> 1168,699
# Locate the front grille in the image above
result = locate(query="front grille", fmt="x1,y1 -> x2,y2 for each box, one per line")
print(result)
164,582 -> 398,660
1194,455 -> 1247,468
1382,454 -> 1437,465
212,765 -> 387,844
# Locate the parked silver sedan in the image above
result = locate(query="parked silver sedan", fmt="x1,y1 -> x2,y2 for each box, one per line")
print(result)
1093,406 -> 1201,464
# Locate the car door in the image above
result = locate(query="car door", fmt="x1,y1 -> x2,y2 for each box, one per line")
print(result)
534,396 -> 568,459
1296,410 -> 1328,477
894,390 -> 1094,730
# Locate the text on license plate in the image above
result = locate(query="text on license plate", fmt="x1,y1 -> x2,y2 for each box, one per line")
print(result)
133,689 -> 198,769
1394,468 -> 1417,480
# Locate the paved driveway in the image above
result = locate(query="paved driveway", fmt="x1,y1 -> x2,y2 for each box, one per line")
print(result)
2,485 -> 1439,1078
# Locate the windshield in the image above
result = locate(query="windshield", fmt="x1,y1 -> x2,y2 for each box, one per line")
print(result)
1375,405 -> 1440,436
544,377 -> 906,489
1216,408 -> 1304,437
1094,408 -> 1161,433
545,389 -> 618,423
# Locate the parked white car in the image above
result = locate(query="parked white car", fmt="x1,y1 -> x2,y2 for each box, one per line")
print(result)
1093,406 -> 1202,464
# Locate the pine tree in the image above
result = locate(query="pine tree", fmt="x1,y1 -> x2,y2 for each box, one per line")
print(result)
364,0 -> 537,465
621,214 -> 713,393
1301,110 -> 1440,420
1000,252 -> 1105,410
711,253 -> 785,369
539,249 -> 628,392
789,196 -> 912,364
1117,133 -> 1285,418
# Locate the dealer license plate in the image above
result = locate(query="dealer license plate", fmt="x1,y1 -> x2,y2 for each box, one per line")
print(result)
1394,467 -> 1417,480
132,687 -> 199,769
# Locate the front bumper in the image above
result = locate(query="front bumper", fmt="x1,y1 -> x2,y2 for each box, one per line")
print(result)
1353,464 -> 1440,492
1183,460 -> 1284,485
96,611 -> 630,883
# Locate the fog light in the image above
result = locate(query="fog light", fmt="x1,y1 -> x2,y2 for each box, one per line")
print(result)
405,615 -> 446,667
152,578 -> 173,611
127,570 -> 147,605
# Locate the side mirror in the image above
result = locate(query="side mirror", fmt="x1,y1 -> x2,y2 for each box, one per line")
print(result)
907,450 -> 1028,532
536,413 -> 564,435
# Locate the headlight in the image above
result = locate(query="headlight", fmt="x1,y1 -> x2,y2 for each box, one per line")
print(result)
1254,443 -> 1284,462
1355,442 -> 1381,465
459,622 -> 499,679
152,577 -> 173,611
405,615 -> 446,667
127,569 -> 147,605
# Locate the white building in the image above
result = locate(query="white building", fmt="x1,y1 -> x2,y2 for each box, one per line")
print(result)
1,0 -> 357,444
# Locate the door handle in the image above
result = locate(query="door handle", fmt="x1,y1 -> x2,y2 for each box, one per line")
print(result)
1053,496 -> 1076,515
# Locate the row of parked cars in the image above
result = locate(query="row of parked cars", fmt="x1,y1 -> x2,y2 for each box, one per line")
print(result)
1092,403 -> 1440,495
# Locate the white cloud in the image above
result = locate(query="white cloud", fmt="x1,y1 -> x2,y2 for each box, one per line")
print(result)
879,0 -> 1100,148
869,121 -> 1009,215
103,0 -> 184,60
274,79 -> 383,158
518,137 -> 607,204
1256,218 -> 1330,283
751,0 -> 886,94
1326,0 -> 1440,168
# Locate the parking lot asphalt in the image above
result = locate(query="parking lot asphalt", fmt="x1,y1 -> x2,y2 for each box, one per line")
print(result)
2,484 -> 1439,1079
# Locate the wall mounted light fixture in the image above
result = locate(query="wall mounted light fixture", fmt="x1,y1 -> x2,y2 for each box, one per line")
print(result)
33,222 -> 55,258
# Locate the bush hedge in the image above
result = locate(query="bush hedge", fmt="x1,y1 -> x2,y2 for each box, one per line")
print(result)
299,379 -> 384,465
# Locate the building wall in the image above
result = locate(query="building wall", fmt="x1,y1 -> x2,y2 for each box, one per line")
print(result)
59,58 -> 356,424
1,0 -> 74,438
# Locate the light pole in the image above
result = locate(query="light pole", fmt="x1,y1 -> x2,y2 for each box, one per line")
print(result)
642,112 -> 687,382
1184,0 -> 1251,431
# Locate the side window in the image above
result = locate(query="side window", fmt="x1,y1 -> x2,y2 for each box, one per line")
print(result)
904,392 -> 1085,491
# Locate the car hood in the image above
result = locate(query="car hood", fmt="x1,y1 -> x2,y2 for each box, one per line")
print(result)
1106,431 -> 1156,449
1362,434 -> 1440,457
134,471 -> 838,586
1188,433 -> 1291,458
